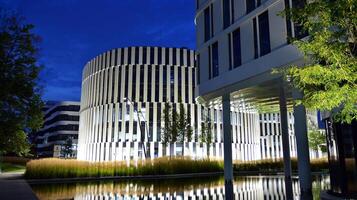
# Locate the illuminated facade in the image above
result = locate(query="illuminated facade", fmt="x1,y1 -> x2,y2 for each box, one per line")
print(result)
77,46 -> 261,162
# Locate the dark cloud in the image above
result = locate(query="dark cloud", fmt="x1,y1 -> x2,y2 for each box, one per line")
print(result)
2,0 -> 195,101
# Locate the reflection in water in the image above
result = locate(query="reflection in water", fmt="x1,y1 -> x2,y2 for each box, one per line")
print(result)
31,175 -> 329,200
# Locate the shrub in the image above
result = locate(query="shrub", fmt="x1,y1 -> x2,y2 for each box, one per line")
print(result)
3,156 -> 30,165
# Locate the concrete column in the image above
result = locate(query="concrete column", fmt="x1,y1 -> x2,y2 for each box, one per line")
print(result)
292,89 -> 312,197
222,93 -> 233,183
279,83 -> 293,199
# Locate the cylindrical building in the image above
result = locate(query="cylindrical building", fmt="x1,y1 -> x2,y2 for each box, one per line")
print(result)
78,46 -> 261,162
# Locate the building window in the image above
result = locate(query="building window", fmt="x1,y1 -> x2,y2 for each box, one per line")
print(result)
173,48 -> 177,65
150,47 -> 155,64
132,66 -> 136,101
135,47 -> 139,63
208,46 -> 212,79
229,28 -> 241,69
139,67 -> 144,102
292,0 -> 308,39
246,0 -> 256,14
223,0 -> 234,29
258,11 -> 271,56
142,47 -> 147,64
180,49 -> 184,66
124,66 -> 129,98
196,54 -> 200,84
120,49 -> 124,65
165,48 -> 170,64
158,47 -> 162,64
114,49 -> 118,66
204,6 -> 213,42
128,47 -> 132,64
155,66 -> 159,102
285,0 -> 308,40
147,67 -> 152,102
253,18 -> 258,59
163,67 -> 167,102
209,42 -> 219,78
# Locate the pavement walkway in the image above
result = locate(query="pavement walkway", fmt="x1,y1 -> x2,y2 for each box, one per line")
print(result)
0,172 -> 38,200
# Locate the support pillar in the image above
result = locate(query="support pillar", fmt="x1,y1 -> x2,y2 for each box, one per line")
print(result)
293,89 -> 312,198
222,93 -> 233,183
279,83 -> 293,199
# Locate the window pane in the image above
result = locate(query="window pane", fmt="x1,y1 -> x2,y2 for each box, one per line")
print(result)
212,42 -> 219,77
246,0 -> 255,14
196,54 -> 200,84
292,0 -> 308,39
253,18 -> 258,59
223,0 -> 231,28
204,7 -> 211,42
258,11 -> 271,56
232,28 -> 242,68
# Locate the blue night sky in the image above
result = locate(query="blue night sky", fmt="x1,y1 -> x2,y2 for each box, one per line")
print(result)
1,0 -> 196,101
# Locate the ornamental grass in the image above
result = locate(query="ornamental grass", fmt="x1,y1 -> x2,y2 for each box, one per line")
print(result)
233,157 -> 329,172
25,157 -> 224,179
25,157 -> 329,179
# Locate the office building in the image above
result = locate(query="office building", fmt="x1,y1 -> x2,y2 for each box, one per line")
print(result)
35,101 -> 80,158
77,46 -> 261,162
195,0 -> 312,194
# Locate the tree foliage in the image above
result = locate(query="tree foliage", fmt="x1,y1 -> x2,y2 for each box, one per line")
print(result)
0,9 -> 43,155
283,0 -> 357,123
308,130 -> 326,153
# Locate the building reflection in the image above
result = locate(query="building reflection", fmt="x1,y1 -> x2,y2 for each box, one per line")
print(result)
31,175 -> 329,200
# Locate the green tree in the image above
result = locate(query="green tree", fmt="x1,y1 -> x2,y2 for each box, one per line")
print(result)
177,101 -> 194,156
62,137 -> 74,158
282,0 -> 357,123
177,102 -> 186,143
161,102 -> 179,157
171,106 -> 179,156
161,102 -> 172,156
185,111 -> 193,143
199,109 -> 213,158
0,9 -> 43,157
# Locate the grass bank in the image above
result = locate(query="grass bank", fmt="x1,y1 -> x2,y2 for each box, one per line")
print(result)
25,157 -> 329,179
0,156 -> 29,173
0,162 -> 26,173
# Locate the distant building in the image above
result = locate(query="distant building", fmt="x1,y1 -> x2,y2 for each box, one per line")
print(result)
34,101 -> 80,158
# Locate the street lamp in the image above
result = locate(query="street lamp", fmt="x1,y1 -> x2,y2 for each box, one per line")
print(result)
123,97 -> 149,160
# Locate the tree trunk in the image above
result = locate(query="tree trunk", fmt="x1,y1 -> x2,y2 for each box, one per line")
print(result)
182,142 -> 185,157
207,144 -> 210,159
170,143 -> 174,158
